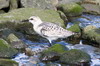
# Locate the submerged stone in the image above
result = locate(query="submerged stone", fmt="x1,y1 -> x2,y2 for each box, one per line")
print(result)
60,49 -> 91,65
58,3 -> 83,16
0,39 -> 18,58
0,59 -> 18,66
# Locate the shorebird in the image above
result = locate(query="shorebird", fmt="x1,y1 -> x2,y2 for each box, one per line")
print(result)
28,16 -> 75,46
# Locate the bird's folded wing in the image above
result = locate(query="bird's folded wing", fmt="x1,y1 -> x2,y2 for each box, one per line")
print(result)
39,22 -> 67,37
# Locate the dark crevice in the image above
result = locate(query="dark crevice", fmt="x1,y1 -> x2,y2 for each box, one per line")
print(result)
18,0 -> 23,8
1,7 -> 10,12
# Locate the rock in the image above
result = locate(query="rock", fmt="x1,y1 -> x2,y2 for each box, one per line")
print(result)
0,10 -> 5,14
0,8 -> 65,27
25,48 -> 35,56
40,44 -> 68,61
20,0 -> 56,10
67,24 -> 81,33
60,49 -> 91,65
46,44 -> 68,53
58,3 -> 83,16
82,25 -> 100,44
1,28 -> 25,40
57,11 -> 68,22
40,51 -> 60,61
0,38 -> 18,58
7,33 -> 26,49
10,0 -> 18,10
0,0 -> 9,9
0,8 -> 65,35
58,0 -> 83,5
0,59 -> 18,66
81,3 -> 100,15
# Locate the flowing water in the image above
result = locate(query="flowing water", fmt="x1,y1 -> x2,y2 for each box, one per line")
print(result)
12,14 -> 100,66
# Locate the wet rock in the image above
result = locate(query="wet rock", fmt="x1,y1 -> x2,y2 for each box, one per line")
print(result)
0,0 -> 9,9
82,25 -> 100,44
7,33 -> 26,49
0,59 -> 18,66
40,44 -> 68,61
0,38 -> 18,58
1,28 -> 24,40
41,51 -> 60,61
81,3 -> 100,15
60,49 -> 91,65
10,0 -> 18,10
46,62 -> 61,66
21,0 -> 56,10
25,48 -> 35,56
28,56 -> 40,65
58,3 -> 83,16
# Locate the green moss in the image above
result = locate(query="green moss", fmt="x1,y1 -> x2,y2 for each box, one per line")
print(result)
43,44 -> 68,54
67,24 -> 81,32
83,26 -> 100,44
0,8 -> 65,27
0,39 -> 18,58
59,3 -> 83,16
0,59 -> 18,66
60,49 -> 91,64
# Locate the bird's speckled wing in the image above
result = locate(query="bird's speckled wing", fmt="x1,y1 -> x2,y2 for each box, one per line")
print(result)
38,22 -> 68,37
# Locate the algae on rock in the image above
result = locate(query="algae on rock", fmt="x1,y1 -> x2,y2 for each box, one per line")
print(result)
0,8 -> 65,27
83,25 -> 100,44
0,59 -> 18,66
58,3 -> 83,16
0,39 -> 18,58
60,49 -> 91,64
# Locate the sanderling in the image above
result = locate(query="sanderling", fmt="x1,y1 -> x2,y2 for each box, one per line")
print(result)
28,16 -> 75,46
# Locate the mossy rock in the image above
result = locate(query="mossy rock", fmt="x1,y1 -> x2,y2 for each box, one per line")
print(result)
83,25 -> 100,44
7,33 -> 26,49
44,44 -> 68,54
40,44 -> 68,61
58,3 -> 83,16
0,39 -> 18,58
0,8 -> 65,27
60,49 -> 91,65
67,24 -> 81,32
0,59 -> 18,66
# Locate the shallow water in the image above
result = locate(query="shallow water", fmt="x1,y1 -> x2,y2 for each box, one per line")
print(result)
12,14 -> 100,66
67,13 -> 100,28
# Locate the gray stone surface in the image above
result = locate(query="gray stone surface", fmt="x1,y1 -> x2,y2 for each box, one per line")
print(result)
0,0 -> 9,9
21,0 -> 56,10
81,3 -> 100,14
58,0 -> 83,4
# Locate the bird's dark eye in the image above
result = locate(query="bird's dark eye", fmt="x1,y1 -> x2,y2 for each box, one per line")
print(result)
30,18 -> 34,20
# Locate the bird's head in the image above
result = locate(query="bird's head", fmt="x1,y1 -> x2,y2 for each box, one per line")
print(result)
28,16 -> 43,25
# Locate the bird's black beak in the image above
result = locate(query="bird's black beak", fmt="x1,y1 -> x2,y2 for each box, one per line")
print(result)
22,19 -> 29,22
